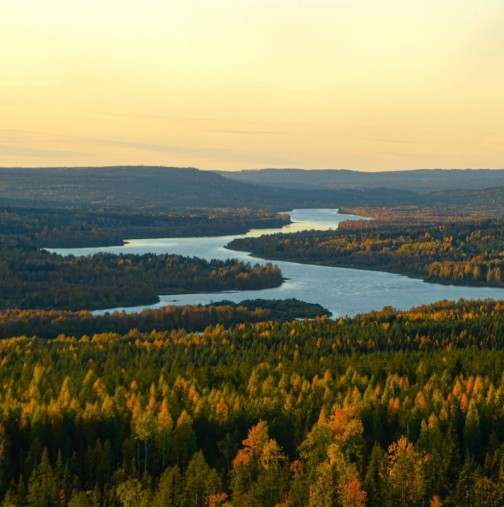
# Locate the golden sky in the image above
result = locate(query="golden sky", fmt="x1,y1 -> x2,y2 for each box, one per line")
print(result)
1,1 -> 503,170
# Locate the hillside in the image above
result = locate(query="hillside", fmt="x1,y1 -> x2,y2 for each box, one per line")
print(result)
219,168 -> 504,194
417,185 -> 504,212
340,186 -> 504,225
0,166 -> 413,211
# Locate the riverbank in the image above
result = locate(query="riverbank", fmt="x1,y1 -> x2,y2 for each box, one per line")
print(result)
227,218 -> 504,289
51,209 -> 504,318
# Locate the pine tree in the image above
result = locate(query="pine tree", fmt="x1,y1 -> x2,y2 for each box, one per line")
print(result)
364,443 -> 386,506
173,411 -> 197,470
183,451 -> 222,507
116,478 -> 151,507
463,400 -> 482,461
26,449 -> 58,507
153,465 -> 183,507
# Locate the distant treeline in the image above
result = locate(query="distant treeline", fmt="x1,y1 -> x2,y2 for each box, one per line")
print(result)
220,167 -> 504,194
0,166 -> 414,212
229,218 -> 504,287
0,206 -> 289,248
0,299 -> 329,339
0,235 -> 282,310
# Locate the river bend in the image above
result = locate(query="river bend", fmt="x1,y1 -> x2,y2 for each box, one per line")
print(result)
48,209 -> 504,317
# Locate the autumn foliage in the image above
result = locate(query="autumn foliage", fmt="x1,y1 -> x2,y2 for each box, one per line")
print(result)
0,299 -> 502,504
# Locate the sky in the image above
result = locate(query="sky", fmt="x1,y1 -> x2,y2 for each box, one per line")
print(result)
1,1 -> 503,171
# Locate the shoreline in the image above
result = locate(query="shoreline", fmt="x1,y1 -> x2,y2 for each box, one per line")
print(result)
225,246 -> 504,291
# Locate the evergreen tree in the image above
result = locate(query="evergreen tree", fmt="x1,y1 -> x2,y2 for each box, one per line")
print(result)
463,400 -> 482,461
183,451 -> 221,507
26,449 -> 58,507
152,466 -> 183,507
364,443 -> 386,506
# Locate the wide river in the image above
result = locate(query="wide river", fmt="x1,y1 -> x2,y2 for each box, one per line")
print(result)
49,209 -> 504,318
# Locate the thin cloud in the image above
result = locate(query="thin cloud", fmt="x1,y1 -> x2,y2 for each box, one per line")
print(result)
0,128 -> 50,141
94,111 -> 217,123
0,144 -> 82,158
376,138 -> 444,145
0,128 -> 298,167
81,137 -> 298,165
199,129 -> 288,135
84,138 -> 237,156
379,151 -> 427,158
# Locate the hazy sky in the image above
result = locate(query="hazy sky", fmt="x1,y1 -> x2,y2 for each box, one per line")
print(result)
2,1 -> 503,170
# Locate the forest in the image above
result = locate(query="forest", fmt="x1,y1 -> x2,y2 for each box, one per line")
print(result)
2,167 -> 504,506
0,299 -> 502,505
220,168 -> 504,194
0,235 -> 282,310
0,299 -> 329,339
0,167 -> 412,212
0,206 -> 289,248
228,218 -> 504,287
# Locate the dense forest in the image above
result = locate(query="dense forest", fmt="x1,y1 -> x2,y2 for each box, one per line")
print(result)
0,167 -> 413,211
0,235 -> 282,310
219,167 -> 504,194
2,166 -> 504,506
0,206 -> 289,248
229,218 -> 504,287
0,299 -> 503,505
0,299 -> 330,339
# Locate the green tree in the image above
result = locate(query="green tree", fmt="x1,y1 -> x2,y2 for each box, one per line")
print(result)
26,449 -> 58,507
133,409 -> 158,475
116,478 -> 151,507
231,421 -> 288,507
385,436 -> 427,507
308,444 -> 366,507
364,443 -> 386,507
173,411 -> 197,469
183,451 -> 222,507
463,400 -> 482,460
152,466 -> 183,507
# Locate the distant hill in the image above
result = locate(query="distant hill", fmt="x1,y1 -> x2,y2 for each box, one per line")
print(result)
0,166 -> 414,211
2,166 -> 502,217
417,186 -> 504,213
338,185 -> 504,226
217,168 -> 504,194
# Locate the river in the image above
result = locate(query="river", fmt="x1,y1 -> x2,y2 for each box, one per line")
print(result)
48,209 -> 504,318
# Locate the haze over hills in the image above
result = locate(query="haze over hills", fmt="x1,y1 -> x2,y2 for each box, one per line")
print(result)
1,166 -> 504,216
0,166 -> 414,211
218,168 -> 504,194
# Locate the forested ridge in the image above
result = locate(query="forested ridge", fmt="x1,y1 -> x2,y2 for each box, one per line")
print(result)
229,218 -> 504,287
0,206 -> 289,248
0,236 -> 282,310
0,167 -> 413,211
0,299 -> 503,505
219,168 -> 504,194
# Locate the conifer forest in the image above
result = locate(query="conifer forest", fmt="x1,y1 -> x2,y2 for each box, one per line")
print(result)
0,167 -> 503,506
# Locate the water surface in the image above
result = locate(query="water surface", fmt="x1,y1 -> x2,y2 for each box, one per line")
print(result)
49,209 -> 504,317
